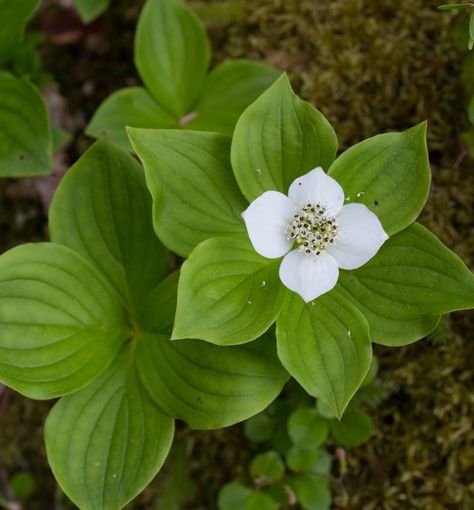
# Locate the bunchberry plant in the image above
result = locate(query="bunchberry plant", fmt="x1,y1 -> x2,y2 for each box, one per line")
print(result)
129,73 -> 474,420
0,0 -> 53,177
0,140 -> 288,510
219,363 -> 380,510
86,0 -> 280,150
74,0 -> 111,24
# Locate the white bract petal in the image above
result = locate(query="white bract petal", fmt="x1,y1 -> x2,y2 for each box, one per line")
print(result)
279,250 -> 339,302
288,167 -> 344,216
327,203 -> 389,269
242,190 -> 294,258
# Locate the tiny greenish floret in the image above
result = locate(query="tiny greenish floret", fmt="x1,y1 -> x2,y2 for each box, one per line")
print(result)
242,167 -> 389,303
286,203 -> 339,255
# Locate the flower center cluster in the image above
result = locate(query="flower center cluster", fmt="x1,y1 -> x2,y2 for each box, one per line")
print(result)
286,202 -> 339,256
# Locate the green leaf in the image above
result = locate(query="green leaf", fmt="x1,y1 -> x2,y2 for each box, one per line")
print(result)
337,223 -> 474,346
218,483 -> 251,510
128,128 -> 247,257
0,243 -> 127,399
136,332 -> 288,429
438,3 -> 470,10
287,408 -> 328,448
154,441 -> 196,510
231,73 -> 338,202
250,451 -> 285,481
288,475 -> 331,510
328,123 -> 430,236
135,0 -> 210,117
276,292 -> 372,418
45,350 -> 174,510
74,0 -> 110,23
10,472 -> 36,500
86,87 -> 177,151
286,446 -> 332,476
0,0 -> 38,65
245,491 -> 279,510
186,60 -> 281,136
0,72 -> 52,177
49,139 -> 168,319
173,235 -> 287,345
139,271 -> 180,335
244,413 -> 275,442
328,406 -> 373,448
470,10 -> 474,41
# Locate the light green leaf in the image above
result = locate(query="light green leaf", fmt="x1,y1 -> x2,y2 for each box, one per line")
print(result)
337,223 -> 474,346
470,11 -> 474,41
186,60 -> 281,136
45,350 -> 174,510
328,406 -> 373,448
328,123 -> 430,236
49,139 -> 168,319
250,451 -> 285,481
245,491 -> 279,510
231,73 -> 338,202
0,0 -> 38,65
74,0 -> 110,23
173,235 -> 287,345
276,292 -> 372,418
287,408 -> 328,448
136,332 -> 288,429
0,72 -> 52,177
218,483 -> 251,510
135,0 -> 210,117
286,446 -> 332,476
86,87 -> 177,151
0,243 -> 127,399
129,128 -> 247,257
289,475 -> 331,510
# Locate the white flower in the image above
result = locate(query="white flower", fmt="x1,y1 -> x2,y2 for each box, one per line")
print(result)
242,167 -> 389,302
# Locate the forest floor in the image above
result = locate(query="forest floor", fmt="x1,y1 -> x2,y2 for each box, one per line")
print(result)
0,0 -> 473,509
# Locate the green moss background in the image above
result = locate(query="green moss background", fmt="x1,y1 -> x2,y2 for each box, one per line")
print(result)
0,0 -> 473,509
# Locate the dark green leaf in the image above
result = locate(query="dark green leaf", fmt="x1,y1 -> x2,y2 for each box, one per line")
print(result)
231,74 -> 338,202
218,483 -> 251,510
286,446 -> 332,476
287,408 -> 328,448
250,451 -> 285,481
245,491 -> 279,510
0,72 -> 52,177
0,0 -> 38,65
244,413 -> 275,442
74,0 -> 110,23
329,406 -> 373,448
289,475 -> 331,510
